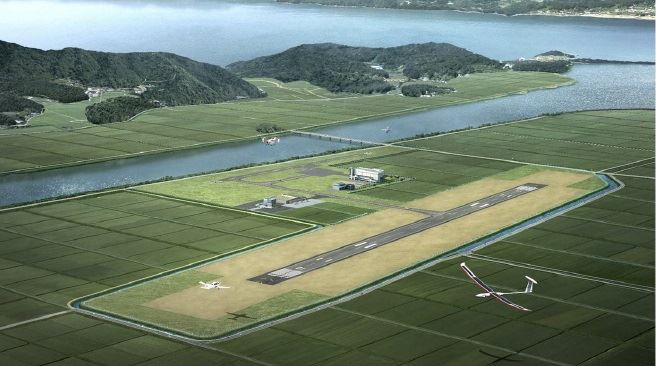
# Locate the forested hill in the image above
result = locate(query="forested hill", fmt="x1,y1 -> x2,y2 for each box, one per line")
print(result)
226,42 -> 502,94
0,41 -> 265,105
276,0 -> 654,17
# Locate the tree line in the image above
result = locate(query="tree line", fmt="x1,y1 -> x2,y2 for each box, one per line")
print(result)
401,84 -> 455,97
85,96 -> 156,124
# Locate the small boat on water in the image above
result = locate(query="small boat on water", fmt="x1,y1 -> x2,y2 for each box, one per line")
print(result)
262,136 -> 280,145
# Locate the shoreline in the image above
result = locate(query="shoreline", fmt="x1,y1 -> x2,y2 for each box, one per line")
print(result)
277,2 -> 655,20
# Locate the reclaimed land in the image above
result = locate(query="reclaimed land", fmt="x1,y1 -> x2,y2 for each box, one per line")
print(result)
0,71 -> 570,174
0,109 -> 652,365
84,167 -> 598,338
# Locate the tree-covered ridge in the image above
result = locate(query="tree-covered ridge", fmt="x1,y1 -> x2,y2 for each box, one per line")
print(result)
0,79 -> 87,104
276,0 -> 654,16
85,96 -> 156,124
0,40 -> 265,106
0,113 -> 17,126
226,42 -> 502,93
512,60 -> 572,73
0,93 -> 44,113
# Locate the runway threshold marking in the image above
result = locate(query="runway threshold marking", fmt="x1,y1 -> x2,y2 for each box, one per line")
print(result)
248,183 -> 546,285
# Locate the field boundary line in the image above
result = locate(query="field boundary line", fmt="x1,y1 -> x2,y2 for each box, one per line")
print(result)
331,307 -> 574,366
487,130 -> 654,152
391,144 -> 595,174
0,284 -> 68,309
560,214 -> 655,232
607,194 -> 654,203
0,225 -> 169,271
502,239 -> 654,269
0,310 -> 71,331
466,254 -> 654,293
418,271 -> 653,322
601,156 -> 655,172
607,173 -> 655,180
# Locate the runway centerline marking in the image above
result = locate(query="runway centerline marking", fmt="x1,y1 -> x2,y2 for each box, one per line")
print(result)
249,183 -> 546,285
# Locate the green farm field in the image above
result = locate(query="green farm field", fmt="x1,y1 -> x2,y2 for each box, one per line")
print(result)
402,109 -> 655,171
0,109 -> 652,365
0,191 -> 311,328
0,71 -> 570,174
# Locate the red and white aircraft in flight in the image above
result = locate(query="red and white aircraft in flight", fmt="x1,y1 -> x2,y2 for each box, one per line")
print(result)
460,262 -> 537,312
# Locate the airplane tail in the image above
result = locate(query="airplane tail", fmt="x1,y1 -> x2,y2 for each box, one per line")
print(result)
524,276 -> 537,293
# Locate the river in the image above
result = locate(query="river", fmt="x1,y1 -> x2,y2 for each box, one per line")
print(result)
0,1 -> 653,206
0,63 -> 652,207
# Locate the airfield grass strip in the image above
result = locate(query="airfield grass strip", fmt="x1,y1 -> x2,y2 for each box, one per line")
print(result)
73,174 -> 616,341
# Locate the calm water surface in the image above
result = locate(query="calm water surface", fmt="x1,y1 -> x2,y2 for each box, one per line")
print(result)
0,0 -> 653,64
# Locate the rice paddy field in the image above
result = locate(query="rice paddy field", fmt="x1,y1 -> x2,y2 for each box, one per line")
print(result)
0,109 -> 652,365
0,71 -> 570,174
402,109 -> 655,171
0,191 -> 311,328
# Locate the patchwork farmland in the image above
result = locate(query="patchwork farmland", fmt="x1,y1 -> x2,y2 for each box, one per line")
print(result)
0,192 -> 311,328
0,72 -> 570,174
0,109 -> 652,365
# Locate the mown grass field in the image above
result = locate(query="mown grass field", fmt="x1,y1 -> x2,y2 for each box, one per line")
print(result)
137,145 -> 522,217
0,71 -> 570,173
0,109 -> 652,365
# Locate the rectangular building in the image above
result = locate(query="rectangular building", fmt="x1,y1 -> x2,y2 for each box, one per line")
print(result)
349,167 -> 385,182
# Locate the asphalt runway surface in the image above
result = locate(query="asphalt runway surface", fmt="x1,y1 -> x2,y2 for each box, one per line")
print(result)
249,183 -> 546,285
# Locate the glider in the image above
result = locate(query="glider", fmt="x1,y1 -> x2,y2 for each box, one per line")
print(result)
460,262 -> 537,312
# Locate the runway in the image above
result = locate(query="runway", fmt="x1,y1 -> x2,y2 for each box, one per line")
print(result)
249,183 -> 546,285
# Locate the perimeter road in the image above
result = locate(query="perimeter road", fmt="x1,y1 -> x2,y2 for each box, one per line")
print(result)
249,183 -> 546,285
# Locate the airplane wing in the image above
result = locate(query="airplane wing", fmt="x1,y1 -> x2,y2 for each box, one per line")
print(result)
460,263 -> 531,312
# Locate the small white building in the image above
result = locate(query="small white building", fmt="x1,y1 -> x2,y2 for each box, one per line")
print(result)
370,65 -> 384,70
349,167 -> 385,183
260,197 -> 276,208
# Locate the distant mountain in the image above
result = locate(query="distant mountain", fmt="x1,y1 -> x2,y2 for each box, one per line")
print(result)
0,40 -> 265,106
226,42 -> 502,94
276,0 -> 654,17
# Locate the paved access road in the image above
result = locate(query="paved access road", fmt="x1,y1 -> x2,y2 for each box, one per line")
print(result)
249,183 -> 546,285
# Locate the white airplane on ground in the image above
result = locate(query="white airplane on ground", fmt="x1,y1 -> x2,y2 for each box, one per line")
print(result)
460,262 -> 537,311
382,126 -> 391,133
262,137 -> 280,145
199,281 -> 231,290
